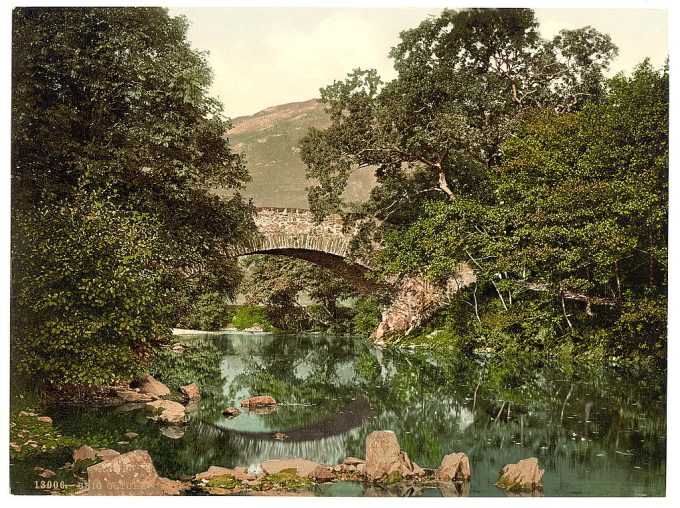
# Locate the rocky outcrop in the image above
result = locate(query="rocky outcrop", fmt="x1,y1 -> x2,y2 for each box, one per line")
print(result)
132,375 -> 171,397
373,266 -> 476,341
365,430 -> 424,483
240,395 -> 277,407
261,458 -> 321,478
437,452 -> 471,481
495,457 -> 544,492
160,426 -> 186,439
180,383 -> 201,400
85,450 -> 164,496
146,400 -> 187,425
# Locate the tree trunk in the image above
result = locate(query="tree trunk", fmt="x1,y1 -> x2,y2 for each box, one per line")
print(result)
648,228 -> 655,286
560,289 -> 573,329
436,165 -> 455,199
613,261 -> 622,302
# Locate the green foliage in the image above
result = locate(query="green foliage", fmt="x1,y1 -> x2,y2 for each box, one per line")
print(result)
240,255 -> 359,333
11,7 -> 256,387
175,292 -> 233,331
230,305 -> 275,331
254,469 -> 314,491
12,182 -> 168,386
205,474 -> 243,491
9,413 -> 80,460
300,8 -> 616,227
380,62 -> 668,364
351,296 -> 383,336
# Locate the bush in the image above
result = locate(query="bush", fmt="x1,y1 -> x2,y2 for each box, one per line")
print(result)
351,297 -> 383,336
11,183 -> 169,387
231,305 -> 275,331
175,292 -> 233,331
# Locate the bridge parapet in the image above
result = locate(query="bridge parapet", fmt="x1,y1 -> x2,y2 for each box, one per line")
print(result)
253,207 -> 352,238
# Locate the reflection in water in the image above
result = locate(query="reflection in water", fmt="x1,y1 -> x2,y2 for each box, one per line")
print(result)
28,332 -> 666,497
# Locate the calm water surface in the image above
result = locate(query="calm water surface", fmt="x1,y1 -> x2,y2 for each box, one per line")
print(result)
12,332 -> 666,496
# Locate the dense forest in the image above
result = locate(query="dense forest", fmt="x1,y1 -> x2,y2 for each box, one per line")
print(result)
11,7 -> 668,396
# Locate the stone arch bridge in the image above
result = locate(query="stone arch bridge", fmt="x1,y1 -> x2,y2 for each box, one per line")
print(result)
230,207 -> 476,340
230,207 -> 384,295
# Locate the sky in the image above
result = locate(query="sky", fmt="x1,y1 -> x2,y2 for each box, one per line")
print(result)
167,5 -> 668,118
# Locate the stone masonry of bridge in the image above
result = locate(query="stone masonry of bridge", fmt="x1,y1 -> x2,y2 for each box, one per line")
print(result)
231,207 -> 476,340
230,208 -> 385,296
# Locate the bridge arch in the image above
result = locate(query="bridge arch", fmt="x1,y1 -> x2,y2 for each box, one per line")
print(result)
231,208 -> 385,295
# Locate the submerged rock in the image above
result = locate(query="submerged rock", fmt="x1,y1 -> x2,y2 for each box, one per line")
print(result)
159,425 -> 186,439
437,452 -> 471,481
240,395 -> 277,407
222,406 -> 241,418
132,375 -> 171,397
495,457 -> 544,492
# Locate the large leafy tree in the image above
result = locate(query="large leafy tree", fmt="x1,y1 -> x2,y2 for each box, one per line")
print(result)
300,8 -> 617,227
12,7 -> 254,302
493,61 -> 668,356
378,62 -> 668,361
11,7 -> 254,385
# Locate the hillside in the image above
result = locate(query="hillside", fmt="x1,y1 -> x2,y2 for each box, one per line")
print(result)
214,99 -> 375,209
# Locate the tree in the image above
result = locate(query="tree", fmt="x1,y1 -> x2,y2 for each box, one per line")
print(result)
300,8 -> 617,227
12,7 -> 255,309
11,7 -> 255,386
241,255 -> 359,332
376,61 -> 668,362
12,182 -> 168,386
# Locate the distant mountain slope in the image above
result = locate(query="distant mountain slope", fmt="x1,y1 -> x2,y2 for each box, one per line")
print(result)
214,99 -> 375,209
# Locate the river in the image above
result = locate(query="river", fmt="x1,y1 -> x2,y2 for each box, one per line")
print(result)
11,331 -> 666,496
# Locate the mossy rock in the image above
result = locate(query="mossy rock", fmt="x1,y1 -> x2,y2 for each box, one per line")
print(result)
256,468 -> 314,491
205,474 -> 244,492
383,469 -> 403,485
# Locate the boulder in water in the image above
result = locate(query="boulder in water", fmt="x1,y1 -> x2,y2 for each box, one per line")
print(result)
437,452 -> 471,481
240,395 -> 277,407
495,457 -> 544,491
132,375 -> 171,397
